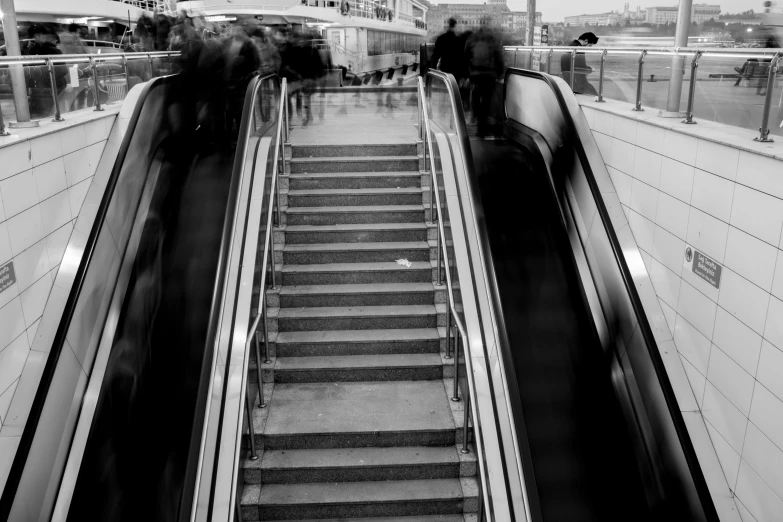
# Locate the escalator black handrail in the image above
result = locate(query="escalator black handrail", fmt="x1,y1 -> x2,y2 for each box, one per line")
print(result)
0,76 -> 172,520
180,71 -> 278,522
424,69 -> 532,522
502,67 -> 719,521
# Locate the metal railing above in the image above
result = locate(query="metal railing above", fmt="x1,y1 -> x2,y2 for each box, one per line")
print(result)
505,45 -> 783,142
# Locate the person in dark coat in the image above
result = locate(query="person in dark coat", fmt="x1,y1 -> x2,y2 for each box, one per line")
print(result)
465,25 -> 504,137
431,18 -> 465,83
560,32 -> 598,95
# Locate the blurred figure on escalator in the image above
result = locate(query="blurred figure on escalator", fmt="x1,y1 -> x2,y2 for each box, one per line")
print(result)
465,24 -> 503,138
560,32 -> 598,96
223,25 -> 261,134
431,18 -> 466,84
58,23 -> 87,54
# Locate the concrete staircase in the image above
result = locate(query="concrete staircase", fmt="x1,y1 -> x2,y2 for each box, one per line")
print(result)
240,141 -> 478,521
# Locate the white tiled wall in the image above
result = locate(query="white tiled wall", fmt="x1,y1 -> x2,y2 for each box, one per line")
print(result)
584,105 -> 783,522
0,118 -> 112,432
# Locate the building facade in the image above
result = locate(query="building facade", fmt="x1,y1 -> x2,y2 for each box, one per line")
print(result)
646,3 -> 721,25
426,0 -> 541,40
564,12 -> 622,26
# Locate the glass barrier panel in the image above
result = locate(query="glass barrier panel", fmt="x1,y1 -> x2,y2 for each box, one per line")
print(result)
602,52 -> 638,104
548,50 -> 569,78
638,54 -> 688,112
769,69 -> 783,138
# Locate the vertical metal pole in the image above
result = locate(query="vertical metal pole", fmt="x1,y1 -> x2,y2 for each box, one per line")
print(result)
283,79 -> 290,142
569,50 -> 576,90
452,329 -> 461,402
147,52 -> 154,78
666,0 -> 694,112
245,386 -> 258,459
445,305 -> 452,359
254,330 -> 267,408
90,56 -> 104,112
632,50 -> 646,112
435,227 -> 442,286
262,301 -> 272,364
514,49 -> 518,68
546,48 -> 553,75
525,0 -> 536,47
595,50 -> 607,102
269,231 -> 278,290
276,141 -> 283,226
0,103 -> 9,136
122,55 -> 131,94
682,52 -> 701,124
0,0 -> 32,123
461,393 -> 470,453
47,59 -> 64,122
754,54 -> 780,143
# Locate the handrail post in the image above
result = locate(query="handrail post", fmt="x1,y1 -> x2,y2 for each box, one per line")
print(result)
514,49 -> 518,68
547,48 -> 553,75
569,50 -> 576,90
245,386 -> 258,460
754,53 -> 780,142
147,52 -> 154,79
89,56 -> 104,112
435,223 -> 442,286
632,50 -> 647,112
47,59 -> 64,122
451,328 -> 461,402
0,103 -> 9,136
461,392 -> 470,453
595,50 -> 607,103
445,305 -> 452,359
122,55 -> 131,94
682,51 -> 702,124
262,300 -> 271,364
254,330 -> 266,408
276,139 -> 283,226
269,232 -> 278,290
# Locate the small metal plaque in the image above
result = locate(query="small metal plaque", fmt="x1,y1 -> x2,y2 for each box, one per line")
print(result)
0,261 -> 16,294
689,248 -> 722,289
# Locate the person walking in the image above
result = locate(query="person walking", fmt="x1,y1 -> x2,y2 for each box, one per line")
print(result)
431,18 -> 465,82
465,24 -> 503,138
560,32 -> 598,95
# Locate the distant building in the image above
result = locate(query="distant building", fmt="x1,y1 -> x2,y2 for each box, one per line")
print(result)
646,3 -> 721,25
564,12 -> 622,26
426,0 -> 542,40
622,3 -> 647,23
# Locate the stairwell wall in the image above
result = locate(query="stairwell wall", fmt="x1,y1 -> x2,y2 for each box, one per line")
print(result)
580,96 -> 783,522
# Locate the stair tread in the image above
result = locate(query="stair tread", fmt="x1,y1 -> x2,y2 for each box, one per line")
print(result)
283,261 -> 431,273
257,478 -> 463,505
264,381 -> 455,436
276,354 -> 442,371
284,241 -> 428,252
291,155 -> 418,163
258,517 -> 465,522
278,305 -> 436,319
288,172 -> 421,178
281,283 -> 434,295
257,446 -> 458,470
288,188 -> 421,195
286,223 -> 427,232
286,205 -> 424,214
276,328 -> 440,344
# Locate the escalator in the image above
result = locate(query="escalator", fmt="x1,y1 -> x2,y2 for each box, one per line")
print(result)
0,73 -> 281,522
423,70 -> 720,521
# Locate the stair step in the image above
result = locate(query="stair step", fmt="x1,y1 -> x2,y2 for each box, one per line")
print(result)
282,261 -> 433,285
246,446 -> 459,484
277,304 -> 438,331
284,241 -> 430,264
255,515 -> 466,522
248,479 -> 465,520
291,143 -> 417,158
286,205 -> 425,225
280,282 -> 434,307
275,328 -> 441,357
261,380 -> 456,449
288,172 -> 422,190
289,155 -> 419,173
274,354 -> 443,382
285,223 -> 429,244
287,188 -> 422,207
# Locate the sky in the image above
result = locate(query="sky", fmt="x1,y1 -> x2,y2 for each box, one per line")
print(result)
430,0 -> 760,23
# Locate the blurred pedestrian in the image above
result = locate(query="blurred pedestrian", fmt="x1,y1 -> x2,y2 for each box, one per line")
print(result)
58,23 -> 87,54
155,13 -> 173,51
223,26 -> 261,133
465,24 -> 503,137
560,32 -> 598,96
431,18 -> 465,83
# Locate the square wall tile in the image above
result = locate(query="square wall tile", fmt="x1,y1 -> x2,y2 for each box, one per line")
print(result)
6,206 -> 43,257
0,332 -> 28,398
613,116 -> 637,145
1,141 -> 32,181
696,140 -> 740,181
0,299 -> 26,355
765,297 -> 783,352
650,258 -> 681,310
593,110 -> 614,136
30,133 -> 63,168
608,167 -> 632,206
708,345 -> 755,416
0,170 -> 38,220
40,192 -> 72,237
0,222 -> 13,266
719,269 -> 770,337
663,130 -> 698,166
704,419 -> 741,491
742,422 -> 783,506
687,208 -> 729,263
736,150 -> 783,201
730,185 -> 783,247
757,341 -> 783,403
660,298 -> 677,336
58,124 -> 86,156
12,239 -> 50,292
691,169 -> 735,223
724,227 -> 778,293
612,137 -> 635,175
771,251 -> 783,301
678,281 -> 717,339
680,353 -> 706,406
735,498 -> 758,522
45,221 -> 73,268
736,460 -> 783,522
652,225 -> 685,275
632,147 -> 663,188
681,255 -> 720,303
629,210 -> 655,252
636,122 -> 666,155
713,307 -> 763,377
33,158 -> 67,202
656,191 -> 690,240
674,313 -> 712,374
84,119 -> 109,146
702,381 -> 748,454
68,179 -> 91,218
0,378 -> 19,426
659,157 -> 695,204
0,190 -> 5,222
19,272 -> 51,328
749,383 -> 783,451
630,178 -> 659,222
594,132 -> 613,164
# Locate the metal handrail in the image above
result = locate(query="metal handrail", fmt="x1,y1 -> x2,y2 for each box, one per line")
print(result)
241,77 -> 288,460
504,45 -> 783,141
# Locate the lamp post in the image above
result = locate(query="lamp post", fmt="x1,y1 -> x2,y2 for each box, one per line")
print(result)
0,0 -> 35,126
665,0 -> 693,113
